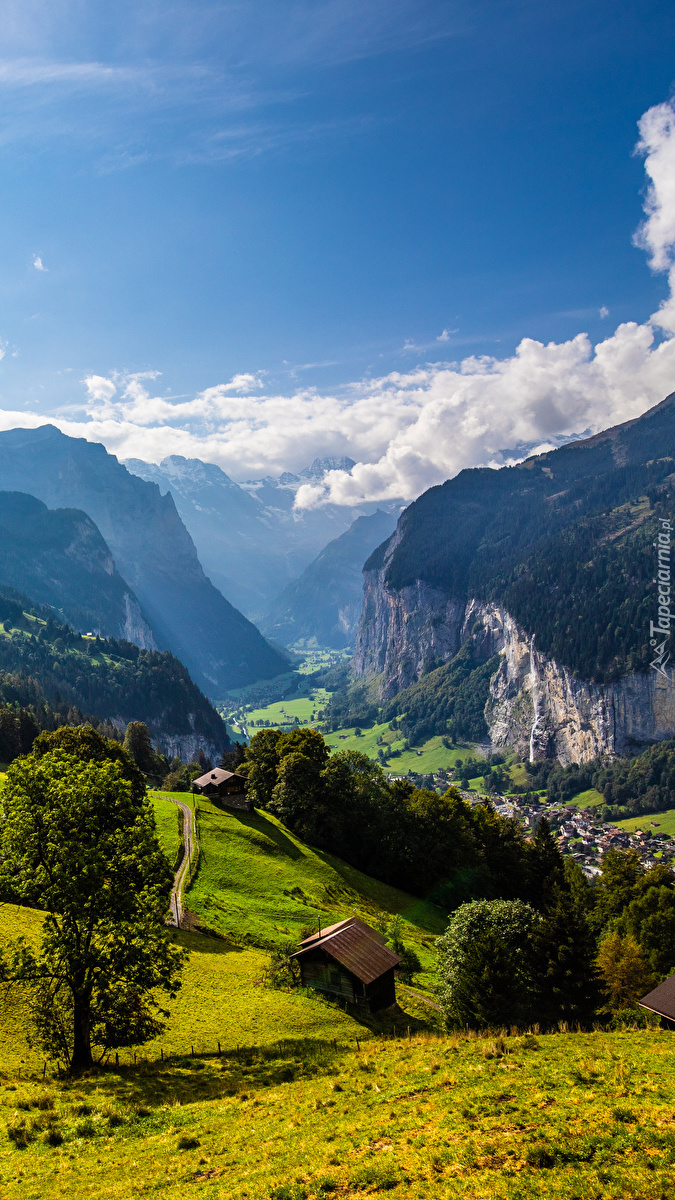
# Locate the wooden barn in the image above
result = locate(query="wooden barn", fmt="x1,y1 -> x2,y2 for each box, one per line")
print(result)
292,917 -> 400,1012
191,767 -> 253,811
640,975 -> 675,1028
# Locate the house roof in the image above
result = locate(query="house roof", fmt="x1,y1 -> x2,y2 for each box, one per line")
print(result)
299,917 -> 386,948
640,973 -> 675,1021
293,919 -> 400,985
193,768 -> 246,789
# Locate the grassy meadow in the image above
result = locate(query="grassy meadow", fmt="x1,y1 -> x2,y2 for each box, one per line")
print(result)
0,780 -> 672,1197
616,807 -> 675,835
0,1028 -> 674,1199
168,793 -> 446,991
566,788 -> 605,808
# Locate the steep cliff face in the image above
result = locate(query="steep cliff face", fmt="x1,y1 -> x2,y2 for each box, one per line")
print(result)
354,572 -> 675,764
0,491 -> 156,647
354,394 -> 675,764
485,609 -> 675,765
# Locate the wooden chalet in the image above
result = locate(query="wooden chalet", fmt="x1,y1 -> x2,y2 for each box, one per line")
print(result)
640,975 -> 675,1028
191,767 -> 253,811
292,917 -> 400,1012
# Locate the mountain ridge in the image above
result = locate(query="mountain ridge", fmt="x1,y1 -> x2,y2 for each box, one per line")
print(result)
0,426 -> 288,696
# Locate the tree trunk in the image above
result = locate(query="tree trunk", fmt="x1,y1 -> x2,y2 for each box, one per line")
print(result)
70,992 -> 93,1074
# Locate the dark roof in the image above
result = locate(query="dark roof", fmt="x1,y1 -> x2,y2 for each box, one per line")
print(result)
293,920 -> 400,985
300,917 -> 386,948
640,973 -> 675,1020
193,768 -> 246,789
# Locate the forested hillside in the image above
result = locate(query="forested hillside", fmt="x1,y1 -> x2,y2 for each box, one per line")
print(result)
366,392 -> 675,684
548,737 -> 675,820
0,586 -> 229,759
0,490 -> 154,646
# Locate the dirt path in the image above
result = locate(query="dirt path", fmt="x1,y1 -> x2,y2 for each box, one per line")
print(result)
169,798 -> 197,928
398,983 -> 442,1012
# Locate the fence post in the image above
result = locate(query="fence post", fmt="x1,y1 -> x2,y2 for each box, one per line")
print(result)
42,1062 -> 46,1080
191,1045 -> 195,1058
161,1048 -> 163,1062
218,1042 -> 221,1056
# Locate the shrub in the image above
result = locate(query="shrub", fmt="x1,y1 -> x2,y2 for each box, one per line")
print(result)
44,1127 -> 64,1147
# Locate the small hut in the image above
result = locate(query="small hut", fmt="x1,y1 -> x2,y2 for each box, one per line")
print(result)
640,975 -> 675,1028
191,767 -> 253,811
292,917 -> 400,1012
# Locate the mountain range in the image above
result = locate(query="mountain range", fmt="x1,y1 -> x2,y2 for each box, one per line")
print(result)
0,426 -> 288,696
124,453 -> 401,618
261,508 -> 398,648
353,391 -> 675,765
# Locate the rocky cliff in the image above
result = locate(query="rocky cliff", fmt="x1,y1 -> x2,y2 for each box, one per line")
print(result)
354,394 -> 675,764
355,567 -> 675,764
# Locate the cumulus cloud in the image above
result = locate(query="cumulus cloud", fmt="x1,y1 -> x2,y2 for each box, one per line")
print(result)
3,98 -> 675,510
31,254 -> 46,270
634,99 -> 675,332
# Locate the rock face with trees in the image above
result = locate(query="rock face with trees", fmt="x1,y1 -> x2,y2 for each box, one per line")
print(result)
352,392 -> 675,762
0,727 -> 185,1073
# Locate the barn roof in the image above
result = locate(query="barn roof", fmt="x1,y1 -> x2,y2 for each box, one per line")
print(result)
293,920 -> 400,985
193,768 -> 245,789
640,974 -> 675,1021
299,917 -> 386,948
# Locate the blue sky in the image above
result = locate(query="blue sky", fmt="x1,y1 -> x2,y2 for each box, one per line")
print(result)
0,0 -> 675,502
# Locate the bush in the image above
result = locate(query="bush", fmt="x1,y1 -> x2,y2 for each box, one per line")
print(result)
437,898 -> 538,1028
177,1135 -> 201,1150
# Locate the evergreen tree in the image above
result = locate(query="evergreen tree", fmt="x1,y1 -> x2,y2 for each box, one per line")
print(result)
526,817 -> 565,910
123,721 -> 159,776
436,899 -> 537,1029
532,884 -> 599,1027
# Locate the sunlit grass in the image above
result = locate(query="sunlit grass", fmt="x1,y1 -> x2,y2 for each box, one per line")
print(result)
0,1029 -> 674,1198
616,807 -> 675,835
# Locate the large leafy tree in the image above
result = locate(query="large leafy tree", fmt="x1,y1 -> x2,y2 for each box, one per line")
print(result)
0,742 -> 185,1073
436,899 -> 538,1029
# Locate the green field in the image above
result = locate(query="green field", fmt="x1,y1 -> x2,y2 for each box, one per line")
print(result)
182,795 -> 446,990
1,779 -> 674,1198
247,689 -> 331,729
0,1028 -> 674,1199
325,723 -> 483,777
0,788 -> 446,1079
615,807 -> 675,836
566,788 -> 606,808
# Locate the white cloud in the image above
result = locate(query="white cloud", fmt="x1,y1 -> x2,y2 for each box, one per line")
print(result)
634,99 -> 675,332
599,305 -> 609,319
2,98 -> 675,510
31,253 -> 46,270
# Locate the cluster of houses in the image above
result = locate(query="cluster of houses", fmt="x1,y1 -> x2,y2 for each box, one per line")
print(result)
464,791 -> 673,877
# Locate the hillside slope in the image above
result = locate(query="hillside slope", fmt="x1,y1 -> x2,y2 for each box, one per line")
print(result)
0,588 -> 230,759
261,508 -> 398,648
355,392 -> 675,763
0,426 -> 288,694
0,491 -> 155,647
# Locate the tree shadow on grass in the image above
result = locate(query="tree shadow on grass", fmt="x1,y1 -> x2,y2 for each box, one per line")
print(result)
225,810 -> 305,862
55,1037 -> 348,1109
